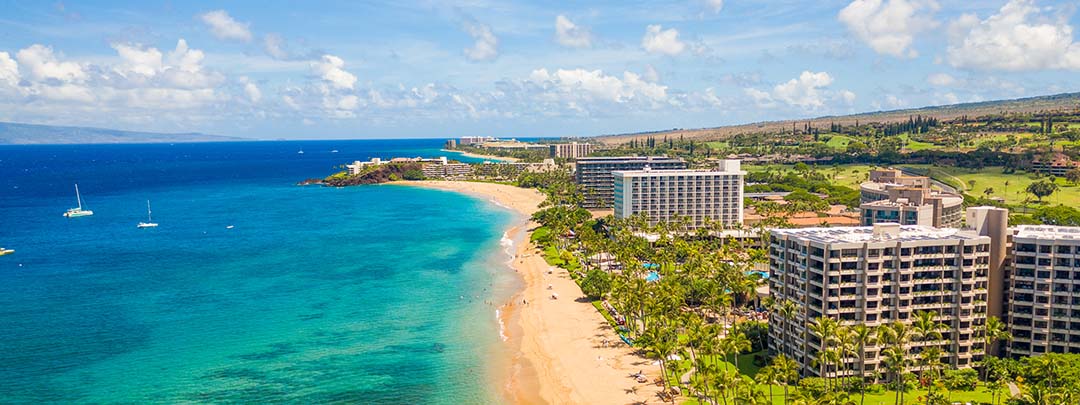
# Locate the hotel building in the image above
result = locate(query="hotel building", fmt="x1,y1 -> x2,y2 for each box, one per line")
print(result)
1007,225 -> 1080,356
549,142 -> 594,159
860,169 -> 963,228
768,223 -> 992,377
612,160 -> 745,229
575,156 -> 686,208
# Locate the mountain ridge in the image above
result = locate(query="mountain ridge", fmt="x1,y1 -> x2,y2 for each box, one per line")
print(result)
0,121 -> 244,145
592,91 -> 1080,144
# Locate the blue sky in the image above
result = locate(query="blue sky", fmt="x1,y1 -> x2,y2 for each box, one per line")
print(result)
0,0 -> 1078,139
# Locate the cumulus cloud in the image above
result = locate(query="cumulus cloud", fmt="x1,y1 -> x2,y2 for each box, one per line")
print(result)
16,44 -> 87,82
555,15 -> 592,48
311,54 -> 357,90
838,0 -> 938,58
0,51 -> 20,87
926,72 -> 956,86
199,10 -> 253,42
746,71 -> 852,110
946,0 -> 1080,71
240,77 -> 261,103
463,20 -> 498,61
262,33 -> 289,59
528,68 -> 668,104
642,25 -> 686,56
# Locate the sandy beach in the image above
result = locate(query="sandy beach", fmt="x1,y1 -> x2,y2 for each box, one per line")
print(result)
441,149 -> 521,162
394,181 -> 663,405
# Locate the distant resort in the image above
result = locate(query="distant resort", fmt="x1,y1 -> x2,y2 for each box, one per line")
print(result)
303,114 -> 1080,404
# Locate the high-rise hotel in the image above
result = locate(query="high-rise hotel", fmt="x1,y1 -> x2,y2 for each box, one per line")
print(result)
611,160 -> 745,230
575,156 -> 686,208
767,222 -> 992,377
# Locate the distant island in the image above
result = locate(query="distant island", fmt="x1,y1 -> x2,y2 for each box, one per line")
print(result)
0,121 -> 243,144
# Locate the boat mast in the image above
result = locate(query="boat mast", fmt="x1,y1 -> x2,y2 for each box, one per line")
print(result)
147,200 -> 153,222
75,184 -> 83,209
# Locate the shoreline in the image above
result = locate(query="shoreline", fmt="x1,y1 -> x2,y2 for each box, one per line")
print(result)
391,180 -> 662,405
441,149 -> 521,163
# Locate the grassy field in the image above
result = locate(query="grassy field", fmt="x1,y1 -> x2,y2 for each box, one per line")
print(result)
902,165 -> 1080,205
680,383 -> 1004,405
745,163 -> 881,190
825,135 -> 855,150
898,133 -> 938,151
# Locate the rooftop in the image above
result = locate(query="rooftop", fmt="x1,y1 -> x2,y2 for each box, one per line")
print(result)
613,168 -> 746,176
1014,225 -> 1080,240
577,156 -> 684,163
771,224 -> 985,244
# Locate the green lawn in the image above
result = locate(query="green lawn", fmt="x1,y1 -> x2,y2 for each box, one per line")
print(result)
825,135 -> 855,150
902,165 -> 1080,206
744,164 -> 880,189
681,383 -> 1005,405
898,133 -> 938,151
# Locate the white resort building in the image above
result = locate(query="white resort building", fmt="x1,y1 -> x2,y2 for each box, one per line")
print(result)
612,159 -> 745,230
767,223 -> 992,377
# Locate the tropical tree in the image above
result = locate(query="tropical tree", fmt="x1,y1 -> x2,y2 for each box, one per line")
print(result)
1027,180 -> 1059,203
850,324 -> 876,405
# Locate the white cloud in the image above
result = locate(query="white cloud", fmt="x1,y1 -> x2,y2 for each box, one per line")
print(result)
16,44 -> 86,83
199,10 -> 252,42
262,33 -> 289,59
773,71 -> 835,108
0,51 -> 19,87
839,90 -> 857,105
642,25 -> 686,56
528,68 -> 668,104
111,43 -> 163,77
746,71 -> 852,110
946,0 -> 1080,71
838,0 -> 938,58
927,72 -> 957,86
555,15 -> 592,48
463,20 -> 499,61
644,64 -> 661,83
311,54 -> 357,90
705,0 -> 724,13
242,78 -> 261,103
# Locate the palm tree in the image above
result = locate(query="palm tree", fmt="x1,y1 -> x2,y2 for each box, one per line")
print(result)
977,316 -> 1011,380
755,365 -> 778,404
919,346 -> 944,404
881,345 -> 909,405
726,330 -> 752,371
809,317 -> 840,392
850,324 -> 876,405
776,299 -> 798,358
912,310 -> 946,344
980,315 -> 1011,357
772,354 -> 799,405
878,321 -> 912,404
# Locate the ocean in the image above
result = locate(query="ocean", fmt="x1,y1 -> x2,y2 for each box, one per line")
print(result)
0,140 -> 521,403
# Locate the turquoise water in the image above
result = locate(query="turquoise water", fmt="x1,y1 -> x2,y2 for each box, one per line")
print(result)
0,141 -> 521,403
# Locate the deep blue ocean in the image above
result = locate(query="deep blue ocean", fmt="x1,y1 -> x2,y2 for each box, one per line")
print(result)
0,140 -> 521,403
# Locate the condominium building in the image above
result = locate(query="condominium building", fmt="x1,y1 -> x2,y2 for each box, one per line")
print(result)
612,160 -> 745,229
459,136 -> 496,145
768,223 -> 992,377
575,156 -> 686,208
1007,225 -> 1080,356
549,142 -> 594,159
860,169 -> 963,228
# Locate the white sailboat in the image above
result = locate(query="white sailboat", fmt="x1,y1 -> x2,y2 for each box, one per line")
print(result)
63,184 -> 94,218
138,200 -> 158,228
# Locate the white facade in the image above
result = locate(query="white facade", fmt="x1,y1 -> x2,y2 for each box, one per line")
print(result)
1008,225 -> 1080,356
768,223 -> 992,377
612,160 -> 745,229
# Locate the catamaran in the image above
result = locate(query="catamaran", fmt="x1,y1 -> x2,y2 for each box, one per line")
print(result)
138,200 -> 158,228
0,248 -> 13,256
63,184 -> 94,218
